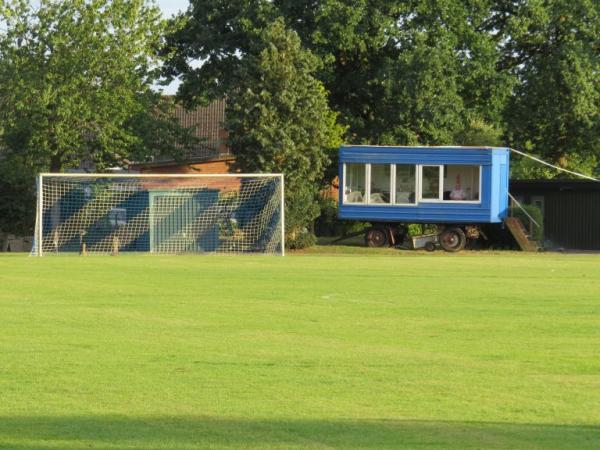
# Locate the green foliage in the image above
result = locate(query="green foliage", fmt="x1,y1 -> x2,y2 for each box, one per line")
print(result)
167,0 -> 599,177
225,19 -> 344,248
499,0 -> 600,177
314,197 -> 369,237
509,150 -> 564,180
455,118 -> 504,147
169,0 -> 512,146
406,224 -> 438,237
0,0 -> 195,174
0,155 -> 36,235
510,203 -> 544,242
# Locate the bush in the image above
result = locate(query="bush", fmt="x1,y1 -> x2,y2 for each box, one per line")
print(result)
510,203 -> 544,241
314,197 -> 369,237
0,156 -> 36,236
406,224 -> 438,237
286,228 -> 317,249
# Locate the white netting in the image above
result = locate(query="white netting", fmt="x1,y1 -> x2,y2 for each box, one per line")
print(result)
32,174 -> 284,255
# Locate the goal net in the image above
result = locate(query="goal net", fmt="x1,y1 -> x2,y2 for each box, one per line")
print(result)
32,173 -> 284,256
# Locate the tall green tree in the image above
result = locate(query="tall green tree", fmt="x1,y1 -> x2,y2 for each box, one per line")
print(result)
167,0 -> 599,183
226,19 -> 344,247
166,0 -> 510,146
287,0 -> 510,145
0,0 -> 194,173
0,0 -> 195,234
496,0 -> 600,177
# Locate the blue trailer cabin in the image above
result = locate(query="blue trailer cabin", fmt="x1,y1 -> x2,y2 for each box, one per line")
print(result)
338,145 -> 511,250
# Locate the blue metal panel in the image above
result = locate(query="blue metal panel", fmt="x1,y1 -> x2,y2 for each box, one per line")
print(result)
490,149 -> 510,221
338,146 -> 510,224
340,146 -> 495,165
51,184 -> 151,252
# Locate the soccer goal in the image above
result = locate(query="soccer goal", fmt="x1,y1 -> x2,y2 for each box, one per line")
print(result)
32,173 -> 284,256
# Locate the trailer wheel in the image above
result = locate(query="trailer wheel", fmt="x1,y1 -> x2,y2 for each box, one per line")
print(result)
365,227 -> 388,247
439,227 -> 466,252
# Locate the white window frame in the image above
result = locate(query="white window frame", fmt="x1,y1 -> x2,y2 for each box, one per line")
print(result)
393,163 -> 418,206
367,163 -> 394,206
439,165 -> 482,204
342,163 -> 368,204
342,163 -> 482,206
366,163 -> 371,204
391,164 -> 396,204
418,165 -> 444,202
418,165 -> 482,204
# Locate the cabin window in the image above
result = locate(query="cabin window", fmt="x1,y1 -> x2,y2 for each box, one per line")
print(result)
369,164 -> 391,204
420,166 -> 443,200
419,165 -> 481,202
344,163 -> 366,203
395,164 -> 416,204
344,162 -> 481,205
443,165 -> 480,201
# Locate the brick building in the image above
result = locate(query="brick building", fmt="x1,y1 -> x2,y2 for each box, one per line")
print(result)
132,98 -> 234,174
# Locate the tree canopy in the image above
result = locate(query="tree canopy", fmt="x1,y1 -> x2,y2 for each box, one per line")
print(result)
498,0 -> 600,177
226,19 -> 344,247
0,0 -> 194,173
166,0 -> 599,177
0,0 -> 196,234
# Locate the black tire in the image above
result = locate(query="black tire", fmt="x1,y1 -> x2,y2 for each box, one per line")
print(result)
365,227 -> 388,248
439,227 -> 467,252
424,241 -> 436,252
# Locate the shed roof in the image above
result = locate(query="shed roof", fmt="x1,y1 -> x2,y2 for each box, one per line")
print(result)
341,145 -> 506,150
510,179 -> 600,192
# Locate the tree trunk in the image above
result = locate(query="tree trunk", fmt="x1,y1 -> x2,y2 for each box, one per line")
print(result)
50,155 -> 62,173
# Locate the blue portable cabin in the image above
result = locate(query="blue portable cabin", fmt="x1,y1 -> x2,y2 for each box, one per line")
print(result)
338,145 -> 510,226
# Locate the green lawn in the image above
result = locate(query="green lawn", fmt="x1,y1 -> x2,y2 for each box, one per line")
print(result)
1,250 -> 599,449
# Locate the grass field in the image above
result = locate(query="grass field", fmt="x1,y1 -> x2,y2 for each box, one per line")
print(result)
1,249 -> 599,449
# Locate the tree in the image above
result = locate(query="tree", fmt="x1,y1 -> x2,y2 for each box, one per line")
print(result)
226,19 -> 344,247
0,156 -> 36,236
497,0 -> 600,177
455,118 -> 503,147
166,0 -> 510,146
288,0 -> 510,146
0,0 -> 194,173
166,0 -> 599,184
0,0 -> 195,235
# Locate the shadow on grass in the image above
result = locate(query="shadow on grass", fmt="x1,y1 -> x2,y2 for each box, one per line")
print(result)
0,416 -> 598,449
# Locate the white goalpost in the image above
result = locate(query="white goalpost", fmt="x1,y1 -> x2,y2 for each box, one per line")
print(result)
32,173 -> 285,256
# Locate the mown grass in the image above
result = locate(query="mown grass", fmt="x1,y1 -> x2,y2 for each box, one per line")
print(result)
1,251 -> 599,449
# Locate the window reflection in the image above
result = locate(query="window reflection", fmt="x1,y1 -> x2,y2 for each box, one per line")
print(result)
344,164 -> 366,203
395,165 -> 416,204
421,166 -> 441,199
370,164 -> 391,203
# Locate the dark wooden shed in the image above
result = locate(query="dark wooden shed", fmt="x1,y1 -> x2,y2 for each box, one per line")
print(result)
510,180 -> 600,250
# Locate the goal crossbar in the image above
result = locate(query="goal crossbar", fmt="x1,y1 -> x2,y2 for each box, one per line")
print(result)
38,173 -> 283,178
33,173 -> 285,256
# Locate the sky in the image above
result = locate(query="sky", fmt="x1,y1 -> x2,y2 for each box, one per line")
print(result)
1,1 -> 191,94
155,0 -> 191,94
156,0 -> 190,19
